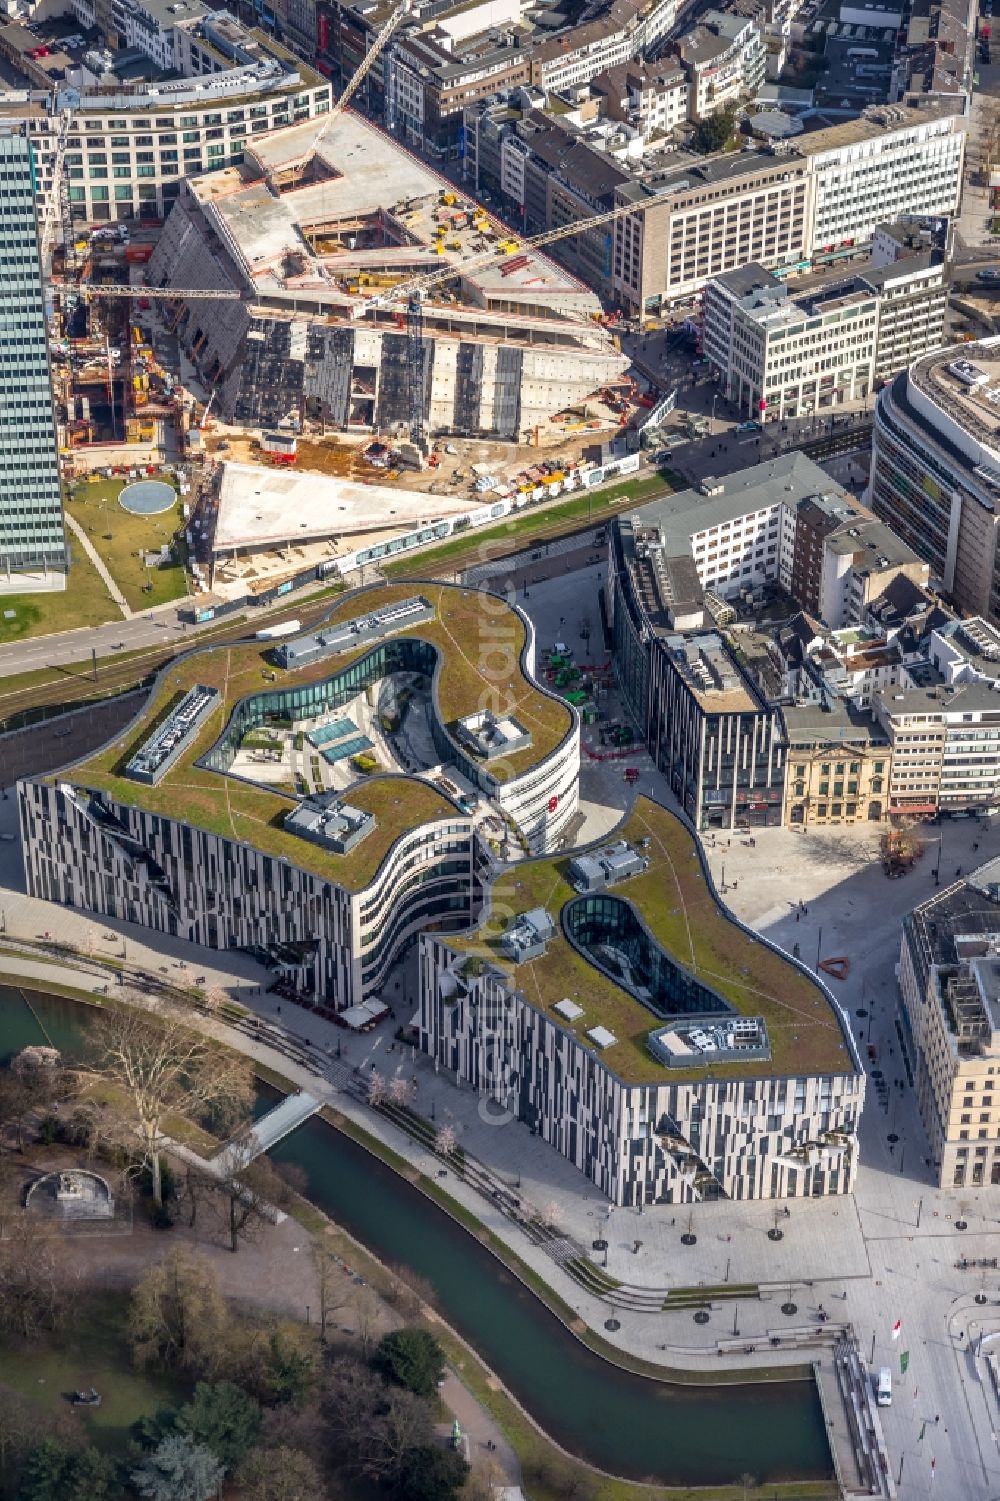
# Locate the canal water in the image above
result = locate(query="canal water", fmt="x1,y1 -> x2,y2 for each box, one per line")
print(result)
1,986 -> 834,1488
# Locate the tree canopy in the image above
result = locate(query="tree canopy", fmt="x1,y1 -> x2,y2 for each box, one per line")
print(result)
176,1381 -> 261,1467
130,1433 -> 225,1501
372,1329 -> 445,1398
394,1444 -> 469,1501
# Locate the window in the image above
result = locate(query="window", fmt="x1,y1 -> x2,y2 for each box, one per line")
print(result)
819,781 -> 829,796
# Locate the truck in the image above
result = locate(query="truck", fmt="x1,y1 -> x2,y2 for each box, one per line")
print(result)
255,618 -> 301,642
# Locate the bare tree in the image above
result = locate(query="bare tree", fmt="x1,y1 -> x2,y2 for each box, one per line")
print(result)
466,1455 -> 504,1501
434,1124 -> 457,1156
312,1240 -> 353,1341
211,1133 -> 289,1254
367,1072 -> 386,1108
351,1283 -> 380,1357
0,1219 -> 78,1340
0,1047 -> 68,1152
360,1388 -> 432,1482
89,1006 -> 254,1207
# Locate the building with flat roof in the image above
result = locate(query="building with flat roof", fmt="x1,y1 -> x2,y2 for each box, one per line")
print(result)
703,253 -> 947,421
419,796 -> 863,1204
898,865 -> 1000,1188
0,19 -> 331,226
17,582 -> 581,1005
871,339 -> 1000,625
875,617 -> 1000,818
781,700 -> 891,826
0,125 -> 67,593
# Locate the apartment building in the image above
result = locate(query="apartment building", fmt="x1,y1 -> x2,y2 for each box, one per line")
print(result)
876,619 -> 1000,817
871,342 -> 1000,625
420,798 -> 863,1204
0,126 -> 67,591
898,869 -> 1000,1189
781,702 -> 890,825
323,0 -> 674,159
676,10 -> 766,120
1,21 -> 330,225
529,0 -> 677,93
702,255 -> 947,421
590,62 -> 689,138
111,0 -> 208,68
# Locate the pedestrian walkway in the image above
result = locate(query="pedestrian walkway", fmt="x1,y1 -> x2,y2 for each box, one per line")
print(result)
208,1090 -> 321,1170
63,513 -> 132,620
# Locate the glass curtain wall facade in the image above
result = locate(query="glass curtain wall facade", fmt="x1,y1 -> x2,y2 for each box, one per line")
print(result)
0,127 -> 67,589
565,894 -> 730,1017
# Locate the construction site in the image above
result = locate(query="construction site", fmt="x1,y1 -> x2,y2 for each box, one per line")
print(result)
140,109 -> 630,451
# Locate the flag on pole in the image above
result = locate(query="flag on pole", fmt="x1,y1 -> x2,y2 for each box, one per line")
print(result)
900,1350 -> 910,1375
891,1319 -> 902,1340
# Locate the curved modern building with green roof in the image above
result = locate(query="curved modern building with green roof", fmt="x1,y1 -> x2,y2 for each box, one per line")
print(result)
419,796 -> 864,1205
17,583 -> 580,1008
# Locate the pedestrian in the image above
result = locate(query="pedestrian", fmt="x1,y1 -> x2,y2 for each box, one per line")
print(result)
935,1414 -> 940,1424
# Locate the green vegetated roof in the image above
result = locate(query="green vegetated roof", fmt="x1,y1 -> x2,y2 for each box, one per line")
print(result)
61,583 -> 572,893
449,796 -> 854,1085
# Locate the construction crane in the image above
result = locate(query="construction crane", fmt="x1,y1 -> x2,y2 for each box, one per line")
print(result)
279,0 -> 412,191
370,199 -> 642,447
330,0 -> 411,122
81,285 -> 243,302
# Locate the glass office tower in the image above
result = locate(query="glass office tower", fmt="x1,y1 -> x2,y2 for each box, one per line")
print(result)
0,125 -> 67,591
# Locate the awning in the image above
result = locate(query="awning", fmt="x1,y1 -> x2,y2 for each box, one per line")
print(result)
339,999 -> 390,1030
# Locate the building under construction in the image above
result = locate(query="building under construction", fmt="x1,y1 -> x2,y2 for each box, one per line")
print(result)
145,112 -> 628,443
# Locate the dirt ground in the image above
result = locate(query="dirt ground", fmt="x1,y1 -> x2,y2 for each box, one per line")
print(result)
203,418 -> 625,498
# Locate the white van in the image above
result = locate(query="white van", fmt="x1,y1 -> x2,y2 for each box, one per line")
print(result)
876,1367 -> 892,1407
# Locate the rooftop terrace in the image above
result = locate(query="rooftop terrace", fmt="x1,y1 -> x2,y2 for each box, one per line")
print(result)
62,582 -> 572,890
448,797 -> 855,1083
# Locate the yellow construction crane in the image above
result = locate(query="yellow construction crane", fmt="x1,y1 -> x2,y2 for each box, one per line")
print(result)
368,198 -> 641,312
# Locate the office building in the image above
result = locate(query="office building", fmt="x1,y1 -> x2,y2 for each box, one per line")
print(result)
18,584 -> 581,1002
420,797 -> 864,1204
0,125 -> 67,592
703,254 -> 947,420
801,105 -> 964,258
898,865 -> 1000,1188
871,341 -> 1000,625
0,16 -> 331,226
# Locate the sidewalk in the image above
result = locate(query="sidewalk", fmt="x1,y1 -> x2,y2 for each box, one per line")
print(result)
63,513 -> 132,620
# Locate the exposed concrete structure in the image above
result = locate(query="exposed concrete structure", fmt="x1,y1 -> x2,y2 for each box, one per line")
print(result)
145,113 -> 626,441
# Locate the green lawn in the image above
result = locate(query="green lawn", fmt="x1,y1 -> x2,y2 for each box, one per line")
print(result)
0,1291 -> 187,1456
66,477 -> 189,611
0,542 -> 119,646
384,472 -> 675,579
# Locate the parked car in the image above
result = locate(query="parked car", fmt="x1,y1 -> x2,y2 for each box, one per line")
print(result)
976,268 -> 1000,284
736,420 -> 761,433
